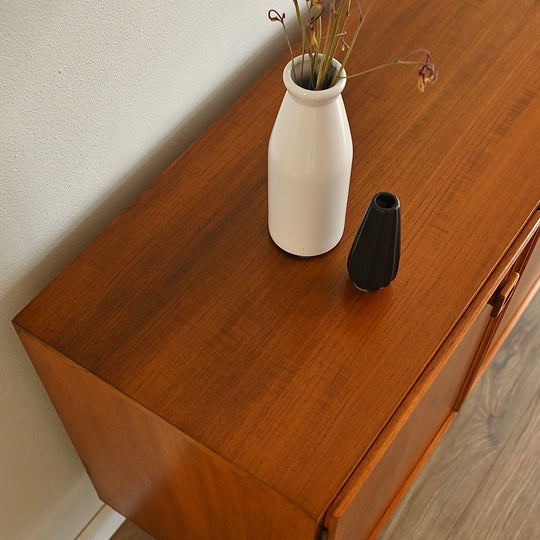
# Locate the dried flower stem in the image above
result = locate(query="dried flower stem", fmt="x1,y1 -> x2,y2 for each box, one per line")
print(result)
331,0 -> 377,87
269,1 -> 438,92
268,9 -> 297,81
346,49 -> 438,92
316,0 -> 349,89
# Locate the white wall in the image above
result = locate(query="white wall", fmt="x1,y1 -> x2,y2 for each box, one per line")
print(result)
0,1 -> 294,538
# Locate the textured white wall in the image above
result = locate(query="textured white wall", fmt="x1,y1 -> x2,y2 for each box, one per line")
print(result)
0,1 -> 294,538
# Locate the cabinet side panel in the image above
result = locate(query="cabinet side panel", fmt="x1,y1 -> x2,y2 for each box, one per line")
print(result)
325,306 -> 491,540
15,329 -> 317,540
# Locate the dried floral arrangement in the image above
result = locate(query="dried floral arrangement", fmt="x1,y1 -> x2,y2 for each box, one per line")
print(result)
269,0 -> 438,91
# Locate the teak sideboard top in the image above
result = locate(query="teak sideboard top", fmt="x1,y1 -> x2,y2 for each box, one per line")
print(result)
13,0 -> 540,538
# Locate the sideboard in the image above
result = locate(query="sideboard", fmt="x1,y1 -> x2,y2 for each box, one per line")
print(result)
13,0 -> 540,538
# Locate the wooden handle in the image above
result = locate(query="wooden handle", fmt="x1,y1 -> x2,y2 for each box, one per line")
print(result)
490,271 -> 520,318
455,270 -> 521,411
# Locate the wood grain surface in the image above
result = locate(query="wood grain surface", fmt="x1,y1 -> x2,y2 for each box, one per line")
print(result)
15,328 -> 317,540
112,290 -> 540,540
13,0 -> 540,534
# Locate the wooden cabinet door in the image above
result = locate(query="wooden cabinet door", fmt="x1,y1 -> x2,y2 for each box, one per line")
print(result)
324,305 -> 491,540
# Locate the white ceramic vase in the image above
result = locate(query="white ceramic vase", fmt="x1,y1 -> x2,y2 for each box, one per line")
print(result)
268,55 -> 353,257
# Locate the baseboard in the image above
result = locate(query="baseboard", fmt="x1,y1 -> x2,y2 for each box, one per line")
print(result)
76,504 -> 125,540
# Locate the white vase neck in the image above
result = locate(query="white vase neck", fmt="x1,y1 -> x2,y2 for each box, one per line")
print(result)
283,54 -> 347,105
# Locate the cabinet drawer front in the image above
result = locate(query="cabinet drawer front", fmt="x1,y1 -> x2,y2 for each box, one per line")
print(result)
455,211 -> 540,408
324,307 -> 490,540
489,218 -> 540,355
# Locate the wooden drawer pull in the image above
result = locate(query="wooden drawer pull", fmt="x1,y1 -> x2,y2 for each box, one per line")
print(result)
490,271 -> 520,318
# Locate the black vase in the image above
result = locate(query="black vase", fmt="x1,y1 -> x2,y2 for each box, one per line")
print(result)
347,192 -> 401,291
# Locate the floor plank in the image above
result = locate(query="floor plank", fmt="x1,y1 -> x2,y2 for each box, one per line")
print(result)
112,292 -> 540,540
111,519 -> 155,540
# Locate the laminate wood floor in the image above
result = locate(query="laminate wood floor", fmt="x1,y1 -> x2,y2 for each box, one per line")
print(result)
111,291 -> 540,540
110,520 -> 155,540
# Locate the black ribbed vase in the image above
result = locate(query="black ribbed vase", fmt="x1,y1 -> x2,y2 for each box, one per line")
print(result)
347,192 -> 401,291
